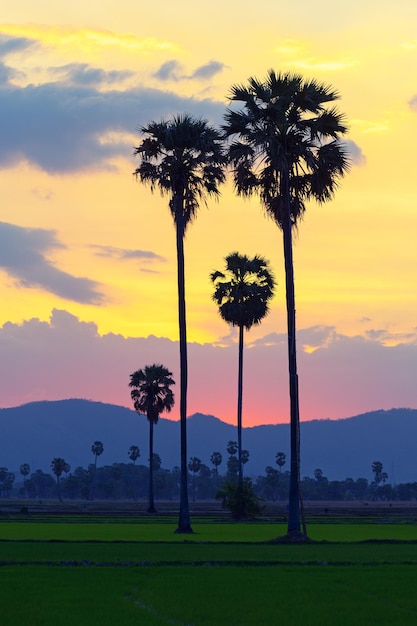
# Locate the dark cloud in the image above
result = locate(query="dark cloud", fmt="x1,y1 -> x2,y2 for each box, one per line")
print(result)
152,60 -> 182,81
190,60 -> 227,80
51,63 -> 134,86
0,222 -> 104,304
0,79 -> 224,173
91,244 -> 166,263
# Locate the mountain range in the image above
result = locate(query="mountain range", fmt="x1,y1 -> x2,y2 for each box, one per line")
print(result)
1,400 -> 416,483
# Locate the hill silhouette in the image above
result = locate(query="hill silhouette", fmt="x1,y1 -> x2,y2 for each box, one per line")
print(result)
1,399 -> 416,483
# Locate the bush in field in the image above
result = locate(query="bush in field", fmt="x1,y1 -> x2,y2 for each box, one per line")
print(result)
216,478 -> 264,520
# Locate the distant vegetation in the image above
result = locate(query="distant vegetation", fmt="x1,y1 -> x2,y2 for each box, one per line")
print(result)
2,456 -> 416,504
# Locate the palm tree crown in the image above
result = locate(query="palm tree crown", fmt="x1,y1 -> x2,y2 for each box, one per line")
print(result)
129,364 -> 175,423
223,70 -> 349,227
134,113 -> 226,232
211,252 -> 275,330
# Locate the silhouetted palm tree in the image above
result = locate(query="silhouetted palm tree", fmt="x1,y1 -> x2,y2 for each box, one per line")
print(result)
91,441 -> 104,468
210,451 -> 222,483
90,440 -> 104,500
134,114 -> 226,533
20,463 -> 30,496
223,70 -> 349,537
275,452 -> 286,473
51,457 -> 69,502
188,457 -> 202,501
128,445 -> 140,464
211,252 -> 275,487
129,364 -> 175,514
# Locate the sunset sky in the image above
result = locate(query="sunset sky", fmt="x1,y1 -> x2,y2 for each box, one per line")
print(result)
0,1 -> 416,425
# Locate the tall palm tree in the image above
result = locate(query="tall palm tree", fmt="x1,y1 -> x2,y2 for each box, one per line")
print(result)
222,70 -> 350,536
211,252 -> 275,487
134,114 -> 226,532
129,364 -> 175,514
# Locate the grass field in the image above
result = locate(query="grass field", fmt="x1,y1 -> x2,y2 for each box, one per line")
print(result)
1,504 -> 417,625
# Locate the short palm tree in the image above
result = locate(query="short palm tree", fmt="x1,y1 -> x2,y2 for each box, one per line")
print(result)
51,457 -> 69,502
134,114 -> 226,532
129,364 -> 175,514
20,463 -> 30,496
90,440 -> 104,500
211,252 -> 275,487
222,70 -> 349,537
128,445 -> 140,464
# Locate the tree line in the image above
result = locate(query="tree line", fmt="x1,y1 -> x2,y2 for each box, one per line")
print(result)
3,452 -> 415,504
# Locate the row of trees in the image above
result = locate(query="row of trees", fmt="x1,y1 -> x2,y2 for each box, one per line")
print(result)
3,458 -> 413,503
133,70 -> 350,536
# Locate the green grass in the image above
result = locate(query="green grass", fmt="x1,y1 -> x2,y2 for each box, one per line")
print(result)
1,520 -> 417,542
2,538 -> 417,565
2,518 -> 417,625
1,564 -> 416,626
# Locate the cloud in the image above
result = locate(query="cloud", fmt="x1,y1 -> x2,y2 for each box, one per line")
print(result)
190,61 -> 227,80
0,222 -> 104,304
0,79 -> 224,173
409,95 -> 417,112
0,62 -> 14,84
91,244 -> 166,263
50,63 -> 134,86
0,33 -> 35,57
344,139 -> 366,166
153,60 -> 182,81
0,310 -> 415,424
153,59 -> 227,82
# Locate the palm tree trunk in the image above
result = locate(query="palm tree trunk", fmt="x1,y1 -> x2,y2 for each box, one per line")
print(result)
148,420 -> 156,513
281,175 -> 303,536
175,215 -> 192,533
237,324 -> 244,487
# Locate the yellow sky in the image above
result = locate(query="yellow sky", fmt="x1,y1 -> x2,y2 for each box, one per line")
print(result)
1,0 -> 416,346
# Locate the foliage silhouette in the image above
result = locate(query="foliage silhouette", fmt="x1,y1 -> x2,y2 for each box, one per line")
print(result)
129,364 -> 175,513
211,252 -> 275,488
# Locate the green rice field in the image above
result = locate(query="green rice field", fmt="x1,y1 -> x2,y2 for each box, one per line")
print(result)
1,504 -> 417,625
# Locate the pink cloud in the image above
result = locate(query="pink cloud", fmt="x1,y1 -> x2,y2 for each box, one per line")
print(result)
0,309 -> 416,425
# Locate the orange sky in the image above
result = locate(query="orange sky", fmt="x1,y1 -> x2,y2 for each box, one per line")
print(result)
0,1 -> 416,425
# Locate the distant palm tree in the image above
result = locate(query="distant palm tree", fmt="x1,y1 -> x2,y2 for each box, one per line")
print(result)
134,114 -> 226,533
275,452 -> 286,473
222,70 -> 349,536
188,457 -> 202,502
91,441 -> 104,469
20,463 -> 30,496
210,451 -> 223,482
51,457 -> 69,502
211,252 -> 275,487
91,440 -> 104,500
128,445 -> 140,465
129,364 -> 175,514
227,441 -> 238,457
